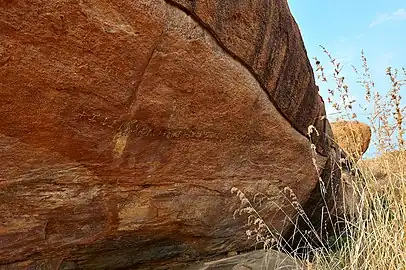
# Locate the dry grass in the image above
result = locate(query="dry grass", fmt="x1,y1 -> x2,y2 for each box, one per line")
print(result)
308,48 -> 405,269
232,48 -> 406,269
314,47 -> 405,153
311,152 -> 406,269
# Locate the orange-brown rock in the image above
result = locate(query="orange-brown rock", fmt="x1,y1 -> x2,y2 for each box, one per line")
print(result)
331,121 -> 372,161
0,0 -> 340,269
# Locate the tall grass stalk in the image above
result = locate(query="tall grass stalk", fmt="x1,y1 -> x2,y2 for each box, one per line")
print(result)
232,48 -> 405,269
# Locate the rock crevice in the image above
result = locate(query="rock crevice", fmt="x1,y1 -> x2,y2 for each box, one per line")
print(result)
165,0 -> 328,157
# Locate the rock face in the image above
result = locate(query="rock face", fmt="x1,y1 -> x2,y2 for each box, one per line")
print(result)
186,250 -> 304,270
331,121 -> 372,161
0,0 -> 339,269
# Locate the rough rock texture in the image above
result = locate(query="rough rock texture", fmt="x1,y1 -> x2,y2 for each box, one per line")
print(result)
185,250 -> 304,270
169,0 -> 331,156
0,0 -> 338,269
331,121 -> 372,161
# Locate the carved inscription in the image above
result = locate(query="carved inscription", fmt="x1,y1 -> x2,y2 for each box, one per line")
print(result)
76,111 -> 271,143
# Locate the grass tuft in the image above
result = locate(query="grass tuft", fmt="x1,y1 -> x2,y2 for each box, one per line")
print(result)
232,48 -> 406,269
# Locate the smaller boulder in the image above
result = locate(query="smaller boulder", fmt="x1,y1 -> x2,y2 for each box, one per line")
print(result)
331,121 -> 372,161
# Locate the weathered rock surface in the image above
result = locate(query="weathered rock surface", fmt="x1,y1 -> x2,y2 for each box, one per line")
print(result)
185,250 -> 304,270
0,0 -> 339,269
331,121 -> 372,161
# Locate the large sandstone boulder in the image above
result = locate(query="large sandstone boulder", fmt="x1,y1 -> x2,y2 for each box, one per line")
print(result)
331,121 -> 372,161
0,0 -> 340,268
